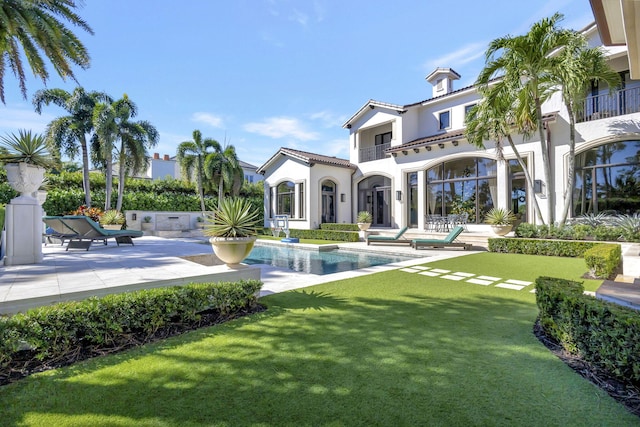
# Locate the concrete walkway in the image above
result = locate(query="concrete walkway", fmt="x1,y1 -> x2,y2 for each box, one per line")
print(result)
0,236 -> 479,314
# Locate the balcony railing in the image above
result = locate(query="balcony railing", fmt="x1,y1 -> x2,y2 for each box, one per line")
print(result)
578,86 -> 640,122
359,143 -> 390,163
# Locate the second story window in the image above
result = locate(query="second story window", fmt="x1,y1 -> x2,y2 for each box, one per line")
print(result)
464,104 -> 476,119
439,111 -> 450,130
375,131 -> 392,145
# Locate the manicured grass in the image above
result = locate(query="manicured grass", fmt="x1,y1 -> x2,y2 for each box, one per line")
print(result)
0,253 -> 631,426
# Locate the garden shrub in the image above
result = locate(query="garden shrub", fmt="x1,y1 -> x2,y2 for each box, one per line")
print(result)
535,276 -> 640,386
515,222 -> 538,238
583,243 -> 621,279
488,237 -> 598,257
320,223 -> 359,231
289,228 -> 359,242
0,280 -> 262,376
593,225 -> 622,242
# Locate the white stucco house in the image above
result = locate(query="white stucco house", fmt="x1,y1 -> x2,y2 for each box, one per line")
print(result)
258,3 -> 640,231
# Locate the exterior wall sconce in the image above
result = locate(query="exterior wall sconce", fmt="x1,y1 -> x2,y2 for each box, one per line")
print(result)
534,179 -> 544,194
132,213 -> 137,221
367,195 -> 372,203
396,190 -> 402,201
340,193 -> 346,202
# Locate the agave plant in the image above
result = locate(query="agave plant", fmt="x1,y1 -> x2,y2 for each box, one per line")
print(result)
613,213 -> 640,241
0,130 -> 55,168
204,198 -> 260,238
99,209 -> 125,225
357,211 -> 372,223
575,212 -> 615,227
484,208 -> 517,225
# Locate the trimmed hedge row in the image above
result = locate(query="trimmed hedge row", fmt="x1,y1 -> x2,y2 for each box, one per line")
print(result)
584,244 -> 621,279
289,228 -> 360,242
536,276 -> 640,386
488,237 -> 599,257
0,280 -> 262,373
320,223 -> 360,231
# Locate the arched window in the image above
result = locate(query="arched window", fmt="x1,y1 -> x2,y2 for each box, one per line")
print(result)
358,175 -> 391,227
277,181 -> 295,217
573,141 -> 640,215
321,180 -> 336,223
426,157 -> 496,223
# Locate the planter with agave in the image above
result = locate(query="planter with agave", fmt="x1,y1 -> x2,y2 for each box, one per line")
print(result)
204,198 -> 261,266
357,211 -> 372,231
1,130 -> 55,200
100,210 -> 125,230
484,208 -> 517,236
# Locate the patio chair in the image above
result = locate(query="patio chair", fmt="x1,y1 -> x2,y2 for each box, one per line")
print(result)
42,216 -> 80,246
411,225 -> 471,250
367,226 -> 410,245
44,215 -> 143,251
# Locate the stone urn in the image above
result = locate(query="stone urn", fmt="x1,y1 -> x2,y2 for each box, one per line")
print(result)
357,222 -> 371,231
5,163 -> 46,199
209,236 -> 257,266
491,225 -> 513,236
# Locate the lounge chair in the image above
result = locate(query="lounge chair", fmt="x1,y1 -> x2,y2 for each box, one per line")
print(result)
43,215 -> 143,251
42,217 -> 80,246
367,226 -> 410,245
411,225 -> 471,250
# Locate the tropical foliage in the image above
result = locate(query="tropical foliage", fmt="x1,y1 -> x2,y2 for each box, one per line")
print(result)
204,198 -> 261,238
0,130 -> 56,168
33,87 -> 113,207
0,0 -> 92,103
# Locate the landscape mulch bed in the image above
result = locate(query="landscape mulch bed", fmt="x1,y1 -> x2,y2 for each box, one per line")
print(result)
534,320 -> 640,417
0,304 -> 266,387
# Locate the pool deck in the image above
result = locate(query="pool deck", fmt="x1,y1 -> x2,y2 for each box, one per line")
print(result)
0,236 -> 478,314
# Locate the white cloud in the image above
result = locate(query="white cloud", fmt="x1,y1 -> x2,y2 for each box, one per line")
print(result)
424,42 -> 487,71
191,112 -> 224,128
244,116 -> 319,141
309,110 -> 346,128
290,9 -> 308,26
322,138 -> 349,158
0,105 -> 53,135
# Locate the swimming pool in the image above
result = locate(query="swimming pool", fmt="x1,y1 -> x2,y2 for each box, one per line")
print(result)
243,245 -> 413,275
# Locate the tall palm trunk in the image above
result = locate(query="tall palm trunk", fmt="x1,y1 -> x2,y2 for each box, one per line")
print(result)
115,144 -> 127,212
79,135 -> 92,207
559,101 -> 577,226
104,146 -> 114,211
197,156 -> 206,213
218,177 -> 224,210
535,97 -> 552,225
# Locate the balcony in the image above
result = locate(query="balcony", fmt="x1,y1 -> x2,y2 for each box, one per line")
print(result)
359,143 -> 390,163
578,86 -> 640,122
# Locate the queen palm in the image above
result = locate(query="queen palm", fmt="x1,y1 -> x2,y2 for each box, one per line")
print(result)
0,0 -> 92,103
33,87 -> 112,207
465,83 -> 544,224
476,13 -> 573,224
92,94 -> 158,211
204,142 -> 243,209
177,130 -> 220,213
552,36 -> 621,225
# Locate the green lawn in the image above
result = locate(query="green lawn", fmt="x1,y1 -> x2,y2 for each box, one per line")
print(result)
0,253 -> 634,426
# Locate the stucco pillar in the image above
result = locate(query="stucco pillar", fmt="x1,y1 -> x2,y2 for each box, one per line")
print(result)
4,195 -> 43,266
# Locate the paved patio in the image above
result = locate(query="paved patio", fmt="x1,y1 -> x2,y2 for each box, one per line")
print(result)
0,236 -> 478,314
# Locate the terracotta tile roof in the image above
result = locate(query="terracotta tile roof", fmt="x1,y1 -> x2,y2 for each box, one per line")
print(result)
257,147 -> 356,174
386,129 -> 467,153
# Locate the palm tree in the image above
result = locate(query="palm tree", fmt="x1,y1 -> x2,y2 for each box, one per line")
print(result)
476,13 -> 573,224
0,0 -> 92,103
91,94 -> 158,211
465,83 -> 545,224
33,87 -> 112,207
204,142 -> 243,209
176,130 -> 220,213
552,36 -> 621,225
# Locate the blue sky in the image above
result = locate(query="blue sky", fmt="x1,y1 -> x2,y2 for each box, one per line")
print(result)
0,0 -> 595,169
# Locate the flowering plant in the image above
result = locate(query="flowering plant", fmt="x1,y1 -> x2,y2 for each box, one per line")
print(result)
69,205 -> 104,223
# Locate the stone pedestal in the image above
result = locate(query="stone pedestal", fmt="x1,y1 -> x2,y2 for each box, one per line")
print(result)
4,195 -> 43,266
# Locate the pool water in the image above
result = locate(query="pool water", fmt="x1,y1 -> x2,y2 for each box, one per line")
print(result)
243,245 -> 413,275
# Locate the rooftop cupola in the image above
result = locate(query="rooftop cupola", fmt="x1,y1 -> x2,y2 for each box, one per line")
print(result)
425,68 -> 461,98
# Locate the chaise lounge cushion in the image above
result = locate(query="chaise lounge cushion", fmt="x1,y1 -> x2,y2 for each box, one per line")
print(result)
43,215 -> 143,251
411,226 -> 471,250
367,226 -> 410,245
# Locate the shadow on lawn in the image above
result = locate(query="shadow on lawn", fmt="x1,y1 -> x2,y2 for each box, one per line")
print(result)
0,280 -> 634,426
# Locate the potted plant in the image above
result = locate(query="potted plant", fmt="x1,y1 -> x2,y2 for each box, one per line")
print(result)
195,216 -> 205,229
204,198 -> 260,266
141,215 -> 153,232
484,207 -> 517,236
99,209 -> 125,230
0,130 -> 55,199
357,211 -> 372,231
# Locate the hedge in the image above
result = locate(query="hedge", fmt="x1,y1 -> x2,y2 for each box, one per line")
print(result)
583,243 -> 621,279
488,237 -> 599,257
536,276 -> 640,386
0,280 -> 263,376
320,223 -> 360,231
289,228 -> 360,242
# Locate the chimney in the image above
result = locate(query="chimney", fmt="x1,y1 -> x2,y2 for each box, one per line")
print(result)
425,68 -> 461,98
163,154 -> 170,161
153,153 -> 159,159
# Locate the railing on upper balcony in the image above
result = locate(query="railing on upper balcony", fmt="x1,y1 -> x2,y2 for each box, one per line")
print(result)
359,143 -> 390,163
578,86 -> 640,122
